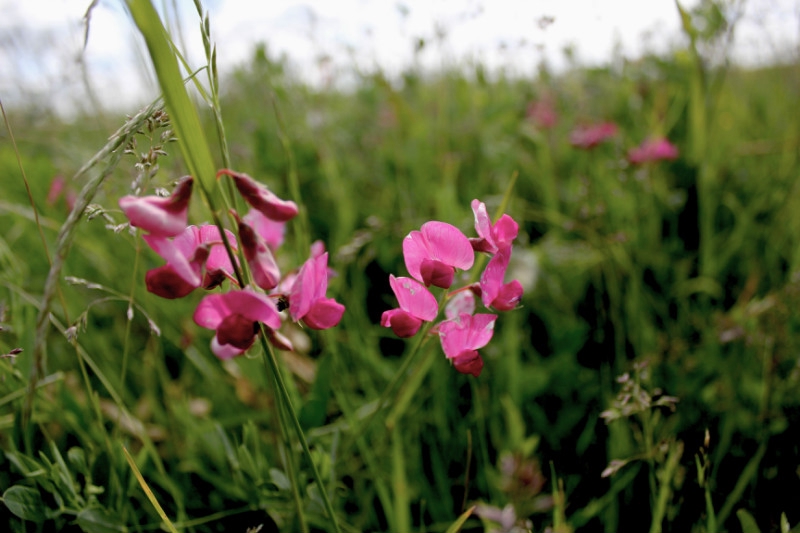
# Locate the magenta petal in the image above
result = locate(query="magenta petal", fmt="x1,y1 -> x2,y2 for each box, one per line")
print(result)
239,219 -> 281,290
452,350 -> 484,377
471,200 -> 492,243
243,208 -> 285,250
480,247 -> 511,308
402,230 -> 427,282
194,289 -> 281,331
303,298 -> 345,330
289,252 -> 329,321
492,280 -> 524,311
390,275 -> 438,321
381,309 -> 423,338
493,215 -> 519,250
219,169 -> 299,222
445,288 -> 476,320
420,221 -> 474,271
439,313 -> 497,358
420,259 -> 455,288
118,176 -> 193,236
145,265 -> 197,299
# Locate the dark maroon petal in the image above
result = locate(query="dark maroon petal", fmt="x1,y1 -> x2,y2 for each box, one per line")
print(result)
145,265 -> 197,299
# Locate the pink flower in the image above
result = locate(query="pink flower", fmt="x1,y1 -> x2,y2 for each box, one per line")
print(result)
236,214 -> 281,291
242,208 -> 286,250
627,137 -> 679,165
193,288 -> 282,359
438,313 -> 497,377
119,176 -> 193,236
381,275 -> 438,338
217,169 -> 298,222
143,225 -> 238,299
289,252 -> 345,330
479,247 -> 523,311
526,98 -> 558,129
403,222 -> 474,288
469,200 -> 519,255
570,122 -> 618,149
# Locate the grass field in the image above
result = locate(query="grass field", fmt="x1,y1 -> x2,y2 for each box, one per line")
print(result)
2,1 -> 800,532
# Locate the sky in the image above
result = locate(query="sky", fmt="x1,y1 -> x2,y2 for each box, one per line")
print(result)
0,0 -> 797,115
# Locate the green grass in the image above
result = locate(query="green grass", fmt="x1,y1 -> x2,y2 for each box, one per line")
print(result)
1,1 -> 800,532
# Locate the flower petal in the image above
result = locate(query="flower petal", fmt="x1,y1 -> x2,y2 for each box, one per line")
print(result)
219,169 -> 298,221
118,176 -> 193,236
390,275 -> 438,321
303,298 -> 345,330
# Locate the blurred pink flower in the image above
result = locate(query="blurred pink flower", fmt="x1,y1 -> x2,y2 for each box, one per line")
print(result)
526,98 -> 558,129
242,208 -> 286,250
236,215 -> 281,291
469,199 -> 519,255
289,252 -> 345,330
628,137 -> 679,164
118,176 -> 193,237
479,247 -> 524,311
381,275 -> 438,338
193,288 -> 282,359
143,225 -> 238,299
403,221 -> 474,288
217,169 -> 298,222
438,313 -> 497,377
570,122 -> 619,149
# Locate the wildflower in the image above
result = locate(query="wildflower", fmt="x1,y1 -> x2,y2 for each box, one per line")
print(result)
403,221 -> 474,288
143,225 -> 238,299
242,208 -> 286,250
118,176 -> 193,236
526,97 -> 558,129
289,252 -> 345,330
217,169 -> 298,222
236,214 -> 281,291
627,137 -> 679,165
478,247 -> 524,311
381,275 -> 438,337
193,288 -> 282,359
438,313 -> 497,377
569,121 -> 618,149
469,200 -> 519,255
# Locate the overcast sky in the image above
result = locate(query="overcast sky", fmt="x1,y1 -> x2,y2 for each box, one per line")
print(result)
1,0 -> 797,114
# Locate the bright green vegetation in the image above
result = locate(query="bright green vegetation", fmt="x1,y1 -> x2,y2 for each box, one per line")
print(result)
1,2 -> 799,532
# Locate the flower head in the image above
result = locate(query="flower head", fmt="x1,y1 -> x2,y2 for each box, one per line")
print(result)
143,224 -> 237,298
570,122 -> 618,149
381,275 -> 438,337
403,221 -> 474,288
236,213 -> 281,291
217,169 -> 298,222
289,252 -> 345,330
628,137 -> 679,165
193,288 -> 281,359
469,200 -> 519,255
479,247 -> 524,311
438,313 -> 497,377
119,176 -> 193,236
526,98 -> 558,129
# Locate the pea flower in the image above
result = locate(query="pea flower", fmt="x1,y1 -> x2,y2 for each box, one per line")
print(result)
469,200 -> 519,255
118,176 -> 193,236
217,169 -> 298,222
403,221 -> 474,288
193,288 -> 282,359
479,247 -> 524,311
627,137 -> 679,165
381,275 -> 438,338
236,214 -> 281,291
438,313 -> 497,377
289,252 -> 345,330
142,225 -> 238,299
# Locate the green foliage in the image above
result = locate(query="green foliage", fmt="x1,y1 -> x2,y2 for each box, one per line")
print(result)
1,2 -> 800,532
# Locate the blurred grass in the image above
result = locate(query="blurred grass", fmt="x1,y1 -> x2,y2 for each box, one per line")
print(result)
1,3 -> 800,532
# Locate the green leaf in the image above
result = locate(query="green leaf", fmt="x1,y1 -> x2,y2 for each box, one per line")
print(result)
2,485 -> 47,521
444,505 -> 475,533
737,509 -> 762,533
76,507 -> 128,533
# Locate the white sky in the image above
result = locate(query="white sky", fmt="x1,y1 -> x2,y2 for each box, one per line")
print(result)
0,0 -> 798,114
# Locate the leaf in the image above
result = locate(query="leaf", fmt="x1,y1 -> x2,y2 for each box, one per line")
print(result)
76,507 -> 128,533
444,505 -> 475,533
2,485 -> 47,521
737,509 -> 762,533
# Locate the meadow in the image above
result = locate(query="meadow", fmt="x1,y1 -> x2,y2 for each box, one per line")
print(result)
1,1 -> 800,532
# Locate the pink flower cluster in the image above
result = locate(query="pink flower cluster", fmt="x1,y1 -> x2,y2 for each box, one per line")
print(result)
118,170 -> 345,359
381,200 -> 523,377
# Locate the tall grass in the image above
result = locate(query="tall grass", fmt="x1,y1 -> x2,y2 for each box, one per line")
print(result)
1,1 -> 800,532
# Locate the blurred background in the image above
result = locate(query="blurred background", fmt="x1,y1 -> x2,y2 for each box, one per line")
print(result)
1,0 -> 797,116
